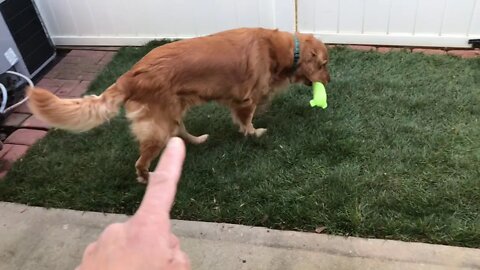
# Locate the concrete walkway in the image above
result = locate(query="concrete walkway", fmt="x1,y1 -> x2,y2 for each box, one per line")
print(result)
0,202 -> 479,270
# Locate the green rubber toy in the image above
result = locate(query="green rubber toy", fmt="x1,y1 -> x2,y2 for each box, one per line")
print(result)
310,82 -> 327,109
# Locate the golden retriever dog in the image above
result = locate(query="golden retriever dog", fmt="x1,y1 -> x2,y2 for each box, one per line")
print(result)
27,28 -> 330,183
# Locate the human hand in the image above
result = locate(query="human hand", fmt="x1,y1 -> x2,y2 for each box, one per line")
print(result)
76,137 -> 190,270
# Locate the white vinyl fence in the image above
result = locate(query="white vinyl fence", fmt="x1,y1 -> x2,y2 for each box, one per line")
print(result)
33,0 -> 294,46
34,0 -> 479,48
298,0 -> 480,47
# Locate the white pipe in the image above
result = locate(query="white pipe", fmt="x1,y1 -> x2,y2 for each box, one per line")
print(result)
0,83 -> 7,113
1,71 -> 34,114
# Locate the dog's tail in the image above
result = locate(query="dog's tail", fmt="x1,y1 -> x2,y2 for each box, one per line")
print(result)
27,83 -> 126,132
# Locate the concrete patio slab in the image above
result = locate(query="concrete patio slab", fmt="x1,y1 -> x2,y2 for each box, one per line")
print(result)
1,202 -> 479,270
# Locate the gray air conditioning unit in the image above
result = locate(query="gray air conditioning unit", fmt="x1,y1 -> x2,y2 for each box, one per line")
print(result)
0,0 -> 56,77
0,0 -> 55,123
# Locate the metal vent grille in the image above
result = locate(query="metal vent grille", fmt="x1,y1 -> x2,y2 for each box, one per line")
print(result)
0,0 -> 55,74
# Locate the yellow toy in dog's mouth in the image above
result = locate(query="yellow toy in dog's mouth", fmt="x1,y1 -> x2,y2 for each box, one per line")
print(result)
310,82 -> 327,109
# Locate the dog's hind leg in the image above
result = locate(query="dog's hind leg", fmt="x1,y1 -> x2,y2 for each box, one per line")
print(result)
177,122 -> 209,145
130,117 -> 171,184
135,139 -> 163,184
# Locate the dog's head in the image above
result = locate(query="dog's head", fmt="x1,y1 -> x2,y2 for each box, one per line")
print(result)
295,34 -> 330,86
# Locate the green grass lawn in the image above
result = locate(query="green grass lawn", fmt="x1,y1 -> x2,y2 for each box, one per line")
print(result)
1,41 -> 479,247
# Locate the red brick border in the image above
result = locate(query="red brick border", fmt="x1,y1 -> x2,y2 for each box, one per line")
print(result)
377,47 -> 408,53
0,144 -> 29,178
21,115 -> 50,130
447,50 -> 480,58
412,48 -> 447,55
4,129 -> 47,146
347,45 -> 376,51
0,48 -> 118,179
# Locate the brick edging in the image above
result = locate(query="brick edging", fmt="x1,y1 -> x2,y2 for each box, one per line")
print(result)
0,49 -> 119,179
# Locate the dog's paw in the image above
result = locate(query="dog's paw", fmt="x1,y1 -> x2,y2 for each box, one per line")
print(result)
193,134 -> 209,144
254,128 -> 267,137
136,176 -> 148,184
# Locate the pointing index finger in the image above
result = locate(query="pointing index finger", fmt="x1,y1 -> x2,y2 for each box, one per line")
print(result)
134,137 -> 186,221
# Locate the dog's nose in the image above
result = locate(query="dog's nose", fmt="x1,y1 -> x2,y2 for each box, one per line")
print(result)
326,73 -> 331,83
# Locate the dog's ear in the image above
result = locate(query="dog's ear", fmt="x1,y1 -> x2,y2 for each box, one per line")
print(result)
302,34 -> 319,55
